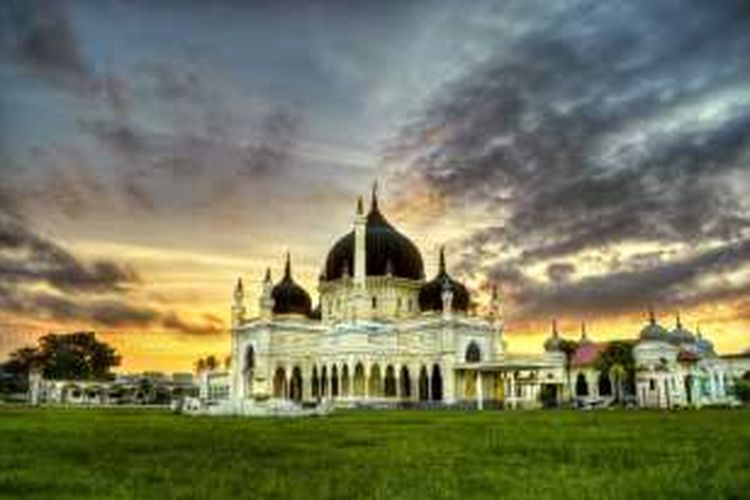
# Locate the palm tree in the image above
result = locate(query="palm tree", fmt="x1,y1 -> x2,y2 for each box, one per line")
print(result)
195,358 -> 206,374
205,355 -> 218,372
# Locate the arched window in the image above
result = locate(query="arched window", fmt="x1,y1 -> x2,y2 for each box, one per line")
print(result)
353,363 -> 365,396
244,345 -> 255,372
598,372 -> 612,396
400,366 -> 411,399
372,296 -> 378,310
384,365 -> 397,397
321,366 -> 328,397
418,366 -> 429,401
465,342 -> 481,363
575,373 -> 589,397
431,364 -> 443,401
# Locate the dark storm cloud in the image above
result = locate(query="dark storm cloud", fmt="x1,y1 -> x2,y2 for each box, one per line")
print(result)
1,0 -> 87,84
390,0 -> 750,320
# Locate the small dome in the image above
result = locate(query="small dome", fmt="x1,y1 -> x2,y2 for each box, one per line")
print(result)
418,248 -> 470,312
668,313 -> 695,345
323,188 -> 424,281
544,320 -> 564,352
640,309 -> 669,341
272,254 -> 312,316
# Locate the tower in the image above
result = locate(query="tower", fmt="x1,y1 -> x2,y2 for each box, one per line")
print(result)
259,267 -> 274,320
232,277 -> 246,327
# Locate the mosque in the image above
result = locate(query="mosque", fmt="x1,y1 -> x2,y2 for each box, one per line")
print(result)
226,187 -> 747,410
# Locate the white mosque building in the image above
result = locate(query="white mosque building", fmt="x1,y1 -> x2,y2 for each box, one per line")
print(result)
223,187 -> 747,411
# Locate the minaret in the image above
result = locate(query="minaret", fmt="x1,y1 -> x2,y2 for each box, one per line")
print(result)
259,267 -> 274,320
648,305 -> 657,325
552,319 -> 559,338
489,283 -> 501,321
580,322 -> 589,343
439,248 -> 454,320
232,277 -> 246,327
675,311 -> 682,329
354,194 -> 367,287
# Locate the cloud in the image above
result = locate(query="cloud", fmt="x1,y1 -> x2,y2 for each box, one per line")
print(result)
2,0 -> 87,86
388,0 -> 750,321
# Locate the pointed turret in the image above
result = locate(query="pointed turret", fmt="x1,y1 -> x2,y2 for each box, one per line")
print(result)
231,277 -> 246,326
544,318 -> 563,352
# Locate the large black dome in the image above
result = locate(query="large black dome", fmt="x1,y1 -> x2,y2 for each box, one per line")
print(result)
418,248 -> 470,312
272,254 -> 312,316
323,195 -> 424,281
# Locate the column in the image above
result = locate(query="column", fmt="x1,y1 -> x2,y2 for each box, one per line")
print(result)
477,371 -> 484,410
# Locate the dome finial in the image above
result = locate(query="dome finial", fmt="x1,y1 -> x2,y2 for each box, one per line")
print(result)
371,181 -> 379,211
552,319 -> 558,338
676,311 -> 682,328
284,251 -> 291,279
439,246 -> 446,274
648,305 -> 656,325
356,196 -> 364,215
580,321 -> 588,341
264,267 -> 272,283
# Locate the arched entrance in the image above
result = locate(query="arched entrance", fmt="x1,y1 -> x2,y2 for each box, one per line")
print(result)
384,365 -> 397,398
341,364 -> 350,397
400,366 -> 411,399
465,371 -> 477,398
431,364 -> 443,401
418,366 -> 429,401
369,364 -> 382,397
331,365 -> 339,398
321,366 -> 328,397
244,345 -> 255,397
576,373 -> 589,397
290,366 -> 303,402
353,363 -> 365,396
273,367 -> 286,399
598,372 -> 612,397
311,366 -> 320,399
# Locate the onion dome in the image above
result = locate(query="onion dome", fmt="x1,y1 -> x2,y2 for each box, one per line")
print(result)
544,320 -> 564,352
323,186 -> 424,281
418,247 -> 470,312
668,312 -> 695,345
639,307 -> 669,341
271,253 -> 312,316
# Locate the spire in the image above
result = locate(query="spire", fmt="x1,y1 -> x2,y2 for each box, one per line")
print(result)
264,267 -> 272,284
676,311 -> 682,329
648,305 -> 656,325
438,246 -> 446,274
580,322 -> 588,341
284,251 -> 291,279
235,277 -> 244,295
370,181 -> 379,212
552,319 -> 559,338
356,196 -> 364,216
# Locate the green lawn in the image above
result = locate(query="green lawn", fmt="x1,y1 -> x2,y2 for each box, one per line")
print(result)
0,407 -> 748,499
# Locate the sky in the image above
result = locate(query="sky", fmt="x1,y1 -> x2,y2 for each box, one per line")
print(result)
1,0 -> 749,372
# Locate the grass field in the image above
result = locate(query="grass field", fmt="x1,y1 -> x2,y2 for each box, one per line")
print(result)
0,407 -> 749,500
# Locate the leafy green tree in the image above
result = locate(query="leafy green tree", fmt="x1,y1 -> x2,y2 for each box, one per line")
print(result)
5,332 -> 120,382
595,341 -> 636,404
733,379 -> 750,403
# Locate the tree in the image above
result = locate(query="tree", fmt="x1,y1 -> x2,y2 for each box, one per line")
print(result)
5,332 -> 120,382
733,379 -> 750,403
558,339 -> 579,399
595,341 -> 636,404
205,355 -> 218,371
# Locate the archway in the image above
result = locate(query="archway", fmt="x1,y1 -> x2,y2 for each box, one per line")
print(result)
418,366 -> 429,401
431,364 -> 443,401
598,372 -> 612,397
465,371 -> 477,398
353,363 -> 365,397
369,364 -> 382,397
465,341 -> 481,363
290,366 -> 303,402
684,374 -> 694,405
331,365 -> 339,398
311,366 -> 320,399
273,367 -> 286,399
321,366 -> 328,397
244,345 -> 255,396
575,373 -> 589,397
400,366 -> 411,399
341,364 -> 350,397
384,365 -> 397,398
